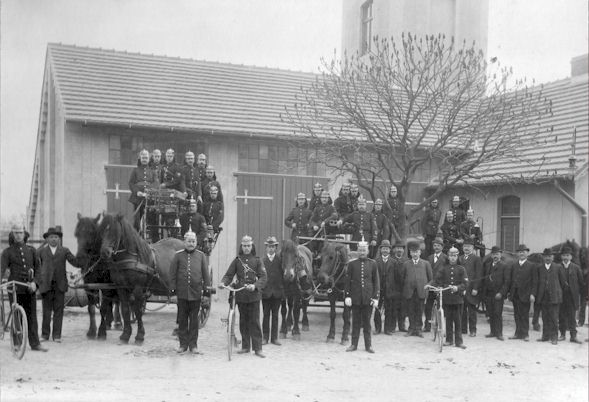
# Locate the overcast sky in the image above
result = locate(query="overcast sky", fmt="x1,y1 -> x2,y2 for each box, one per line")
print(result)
1,0 -> 587,220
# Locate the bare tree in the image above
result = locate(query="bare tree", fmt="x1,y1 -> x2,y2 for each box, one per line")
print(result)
282,33 -> 551,239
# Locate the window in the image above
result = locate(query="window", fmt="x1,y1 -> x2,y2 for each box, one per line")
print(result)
108,133 -> 207,165
361,0 -> 373,55
237,141 -> 326,176
499,195 -> 520,253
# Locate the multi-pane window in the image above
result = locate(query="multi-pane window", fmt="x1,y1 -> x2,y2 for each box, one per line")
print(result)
238,142 -> 326,176
109,133 -> 207,165
361,0 -> 373,55
499,195 -> 520,253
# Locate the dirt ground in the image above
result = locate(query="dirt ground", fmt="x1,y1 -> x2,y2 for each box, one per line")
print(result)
0,295 -> 587,402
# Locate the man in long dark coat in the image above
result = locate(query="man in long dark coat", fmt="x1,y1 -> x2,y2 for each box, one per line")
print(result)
483,246 -> 511,341
558,246 -> 584,343
508,244 -> 536,342
460,239 -> 484,337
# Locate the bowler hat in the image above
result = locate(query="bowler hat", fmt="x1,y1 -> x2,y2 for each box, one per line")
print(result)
379,240 -> 392,249
463,238 -> 474,246
43,227 -> 63,239
490,246 -> 502,254
433,237 -> 444,246
264,236 -> 279,246
393,240 -> 406,248
561,246 -> 573,255
515,244 -> 530,252
542,248 -> 554,256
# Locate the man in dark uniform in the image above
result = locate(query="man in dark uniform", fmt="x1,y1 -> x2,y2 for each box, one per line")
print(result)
375,240 -> 393,334
196,153 -> 208,184
201,166 -> 223,204
308,182 -> 325,211
220,235 -> 268,358
558,247 -> 584,343
179,198 -> 208,247
181,151 -> 203,205
170,230 -> 211,354
390,240 -> 407,332
534,248 -> 567,345
284,193 -> 312,242
402,241 -> 433,337
422,198 -> 442,257
344,241 -> 380,353
149,149 -> 163,180
460,209 -> 482,256
424,237 -> 447,332
261,236 -> 283,345
430,247 -> 468,349
461,239 -> 484,337
483,246 -> 511,341
160,148 -> 185,193
310,191 -> 339,253
340,197 -> 378,252
372,199 -> 390,259
37,227 -> 80,342
202,185 -> 224,234
128,149 -> 159,233
334,183 -> 354,219
440,211 -> 463,254
450,195 -> 466,227
1,224 -> 47,351
383,185 -> 402,236
508,244 -> 536,342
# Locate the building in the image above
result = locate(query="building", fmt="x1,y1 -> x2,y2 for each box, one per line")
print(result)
437,55 -> 588,253
342,0 -> 489,57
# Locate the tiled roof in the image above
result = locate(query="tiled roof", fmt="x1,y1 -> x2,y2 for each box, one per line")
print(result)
466,76 -> 589,184
48,43 -> 316,136
47,44 -> 588,183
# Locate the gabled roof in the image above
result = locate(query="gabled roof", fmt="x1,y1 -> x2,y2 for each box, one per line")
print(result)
47,43 -> 316,136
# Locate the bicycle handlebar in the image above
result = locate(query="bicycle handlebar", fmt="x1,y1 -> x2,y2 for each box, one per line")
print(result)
425,285 -> 454,292
219,284 -> 246,292
0,280 -> 31,290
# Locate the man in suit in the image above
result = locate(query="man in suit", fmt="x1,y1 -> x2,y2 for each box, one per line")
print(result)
460,239 -> 484,337
559,247 -> 584,343
424,237 -> 447,332
344,241 -> 380,353
430,247 -> 468,349
533,248 -> 567,345
508,244 -> 537,342
483,246 -> 511,341
390,240 -> 407,332
374,240 -> 393,334
37,227 -> 81,342
261,236 -> 283,346
402,241 -> 433,337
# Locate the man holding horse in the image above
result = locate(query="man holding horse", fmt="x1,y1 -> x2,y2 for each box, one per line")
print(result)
261,236 -> 283,346
221,235 -> 268,358
170,230 -> 211,354
344,241 -> 380,353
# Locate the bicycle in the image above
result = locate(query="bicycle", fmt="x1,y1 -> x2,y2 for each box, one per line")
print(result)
425,285 -> 452,352
219,284 -> 245,361
0,281 -> 31,360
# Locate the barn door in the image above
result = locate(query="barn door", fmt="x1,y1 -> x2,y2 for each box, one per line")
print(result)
104,164 -> 135,222
235,173 -> 329,246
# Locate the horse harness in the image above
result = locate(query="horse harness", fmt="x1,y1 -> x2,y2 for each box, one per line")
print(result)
324,249 -> 348,295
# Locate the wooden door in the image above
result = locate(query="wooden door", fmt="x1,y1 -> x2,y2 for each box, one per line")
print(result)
104,164 -> 134,221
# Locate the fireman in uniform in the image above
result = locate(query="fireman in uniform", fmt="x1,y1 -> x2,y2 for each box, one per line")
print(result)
284,193 -> 312,242
340,197 -> 378,251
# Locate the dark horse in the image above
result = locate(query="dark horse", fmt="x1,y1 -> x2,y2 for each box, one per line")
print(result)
317,241 -> 351,344
98,213 -> 184,344
280,239 -> 314,340
74,213 -> 120,339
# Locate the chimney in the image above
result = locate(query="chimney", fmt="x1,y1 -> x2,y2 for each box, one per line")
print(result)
570,54 -> 588,77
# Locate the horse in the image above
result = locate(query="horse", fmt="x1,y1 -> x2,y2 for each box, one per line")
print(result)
98,213 -> 184,344
73,213 -> 120,339
316,241 -> 351,344
279,239 -> 314,340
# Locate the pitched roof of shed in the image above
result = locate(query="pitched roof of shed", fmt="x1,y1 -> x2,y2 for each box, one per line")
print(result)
47,43 -> 588,183
48,43 -> 315,136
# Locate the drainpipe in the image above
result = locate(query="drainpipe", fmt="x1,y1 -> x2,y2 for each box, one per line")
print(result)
553,179 -> 587,246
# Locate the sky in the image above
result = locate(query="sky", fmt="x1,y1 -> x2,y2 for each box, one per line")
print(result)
1,0 -> 587,220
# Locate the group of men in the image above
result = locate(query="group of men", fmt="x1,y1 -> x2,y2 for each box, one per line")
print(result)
128,149 -> 224,247
1,225 -> 82,352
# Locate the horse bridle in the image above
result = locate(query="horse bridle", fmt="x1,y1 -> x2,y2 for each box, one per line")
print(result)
324,248 -> 347,294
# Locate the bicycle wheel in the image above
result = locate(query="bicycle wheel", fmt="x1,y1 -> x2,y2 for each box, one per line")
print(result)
0,291 -> 5,341
227,308 -> 235,361
436,308 -> 444,353
430,302 -> 438,343
10,305 -> 28,360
